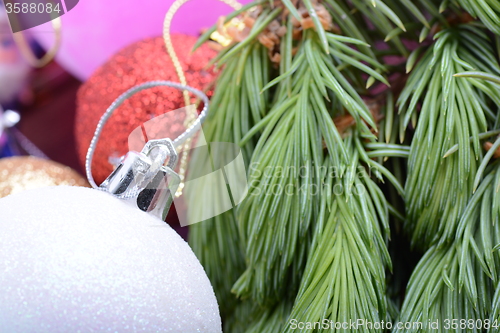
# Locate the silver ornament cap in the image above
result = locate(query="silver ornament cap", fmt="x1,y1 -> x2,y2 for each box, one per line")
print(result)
99,138 -> 180,220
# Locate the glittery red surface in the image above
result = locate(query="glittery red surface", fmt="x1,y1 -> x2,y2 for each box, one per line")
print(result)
76,35 -> 216,184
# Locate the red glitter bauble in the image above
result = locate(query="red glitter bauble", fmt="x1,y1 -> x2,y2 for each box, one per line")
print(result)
75,35 -> 216,184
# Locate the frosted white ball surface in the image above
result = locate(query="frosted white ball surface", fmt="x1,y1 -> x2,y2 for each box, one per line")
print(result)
0,186 -> 221,332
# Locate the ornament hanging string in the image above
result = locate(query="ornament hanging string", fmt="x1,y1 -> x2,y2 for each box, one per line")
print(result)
162,0 -> 242,197
162,0 -> 242,103
12,13 -> 61,68
85,81 -> 209,190
11,127 -> 48,159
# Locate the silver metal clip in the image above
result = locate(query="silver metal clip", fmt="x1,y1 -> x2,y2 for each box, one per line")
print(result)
99,138 -> 180,220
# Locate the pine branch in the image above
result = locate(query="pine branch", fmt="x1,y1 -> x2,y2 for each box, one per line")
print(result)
455,0 -> 500,35
184,1 -> 500,332
222,300 -> 293,333
400,24 -> 500,249
187,41 -> 271,321
397,164 -> 500,332
233,23 -> 391,305
282,156 -> 392,333
395,244 -> 493,333
246,301 -> 293,333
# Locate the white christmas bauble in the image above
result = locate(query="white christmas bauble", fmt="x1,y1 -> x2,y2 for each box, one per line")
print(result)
0,186 -> 221,332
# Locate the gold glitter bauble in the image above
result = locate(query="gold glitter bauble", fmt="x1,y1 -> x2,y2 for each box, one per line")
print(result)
0,157 -> 90,198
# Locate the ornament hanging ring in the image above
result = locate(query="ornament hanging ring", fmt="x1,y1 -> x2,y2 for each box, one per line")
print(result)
12,14 -> 62,68
85,81 -> 209,189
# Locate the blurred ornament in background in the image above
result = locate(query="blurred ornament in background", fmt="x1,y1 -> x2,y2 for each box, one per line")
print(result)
0,186 -> 222,332
75,35 -> 216,184
0,7 -> 31,107
29,0 -> 249,80
0,107 -> 20,157
0,156 -> 89,198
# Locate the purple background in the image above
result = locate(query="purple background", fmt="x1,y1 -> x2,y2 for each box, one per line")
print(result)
29,0 -> 251,80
